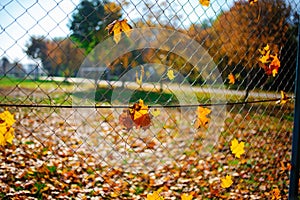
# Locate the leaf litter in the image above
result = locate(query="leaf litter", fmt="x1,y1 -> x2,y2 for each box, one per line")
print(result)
0,103 -> 293,199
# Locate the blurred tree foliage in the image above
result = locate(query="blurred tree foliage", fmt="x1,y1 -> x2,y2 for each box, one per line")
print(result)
188,0 -> 297,93
25,37 -> 84,76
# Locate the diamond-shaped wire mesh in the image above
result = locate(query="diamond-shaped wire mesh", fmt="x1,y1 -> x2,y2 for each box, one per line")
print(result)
0,0 -> 298,199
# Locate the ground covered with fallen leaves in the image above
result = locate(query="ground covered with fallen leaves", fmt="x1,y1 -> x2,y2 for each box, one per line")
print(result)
0,102 -> 294,199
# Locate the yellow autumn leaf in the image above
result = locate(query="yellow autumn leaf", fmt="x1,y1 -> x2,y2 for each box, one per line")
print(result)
199,0 -> 210,7
131,99 -> 148,120
181,193 -> 193,200
194,106 -> 211,128
259,52 -> 270,64
151,108 -> 160,117
230,138 -> 245,158
105,19 -> 132,43
146,190 -> 164,200
0,125 -> 6,146
258,44 -> 271,64
167,69 -> 175,80
228,73 -> 235,85
276,91 -> 289,105
5,127 -> 14,144
221,175 -> 233,188
0,110 -> 15,127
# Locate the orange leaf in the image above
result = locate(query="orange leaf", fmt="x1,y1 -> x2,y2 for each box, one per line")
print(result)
249,0 -> 258,5
194,106 -> 211,129
271,188 -> 281,199
269,54 -> 280,77
199,0 -> 210,7
258,45 -> 281,77
228,73 -> 235,85
119,99 -> 152,130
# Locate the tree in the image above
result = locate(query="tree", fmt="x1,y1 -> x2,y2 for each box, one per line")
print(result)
189,0 -> 293,99
1,57 -> 9,74
25,36 -> 51,74
68,0 -> 122,54
25,36 -> 84,76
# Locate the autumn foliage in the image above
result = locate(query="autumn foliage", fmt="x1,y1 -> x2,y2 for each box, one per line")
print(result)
119,99 -> 152,130
0,110 -> 15,146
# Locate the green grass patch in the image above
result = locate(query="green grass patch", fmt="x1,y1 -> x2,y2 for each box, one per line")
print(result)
73,87 -> 181,105
0,76 -> 74,90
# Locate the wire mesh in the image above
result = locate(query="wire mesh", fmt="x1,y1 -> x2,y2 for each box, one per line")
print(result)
0,0 -> 298,199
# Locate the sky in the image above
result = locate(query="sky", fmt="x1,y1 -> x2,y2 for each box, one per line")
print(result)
0,0 -> 233,65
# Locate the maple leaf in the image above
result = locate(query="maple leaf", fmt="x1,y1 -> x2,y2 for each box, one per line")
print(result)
105,19 -> 132,44
119,99 -> 152,130
228,73 -> 235,85
167,69 -> 175,80
147,190 -> 164,200
271,188 -> 281,199
221,175 -> 233,189
181,193 -> 193,200
258,45 -> 281,77
194,106 -> 211,129
199,0 -> 210,7
0,110 -> 15,127
230,138 -> 245,158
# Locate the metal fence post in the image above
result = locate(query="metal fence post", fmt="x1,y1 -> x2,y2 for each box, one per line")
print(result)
289,14 -> 300,200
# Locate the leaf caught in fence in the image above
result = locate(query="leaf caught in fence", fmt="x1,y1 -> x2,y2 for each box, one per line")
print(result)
199,0 -> 210,7
221,175 -> 233,189
119,99 -> 152,130
276,91 -> 289,105
258,44 -> 281,77
194,106 -> 211,129
228,73 -> 235,85
105,19 -> 132,43
230,138 -> 245,158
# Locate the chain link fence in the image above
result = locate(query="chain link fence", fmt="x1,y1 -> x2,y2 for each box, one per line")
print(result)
0,0 -> 299,199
